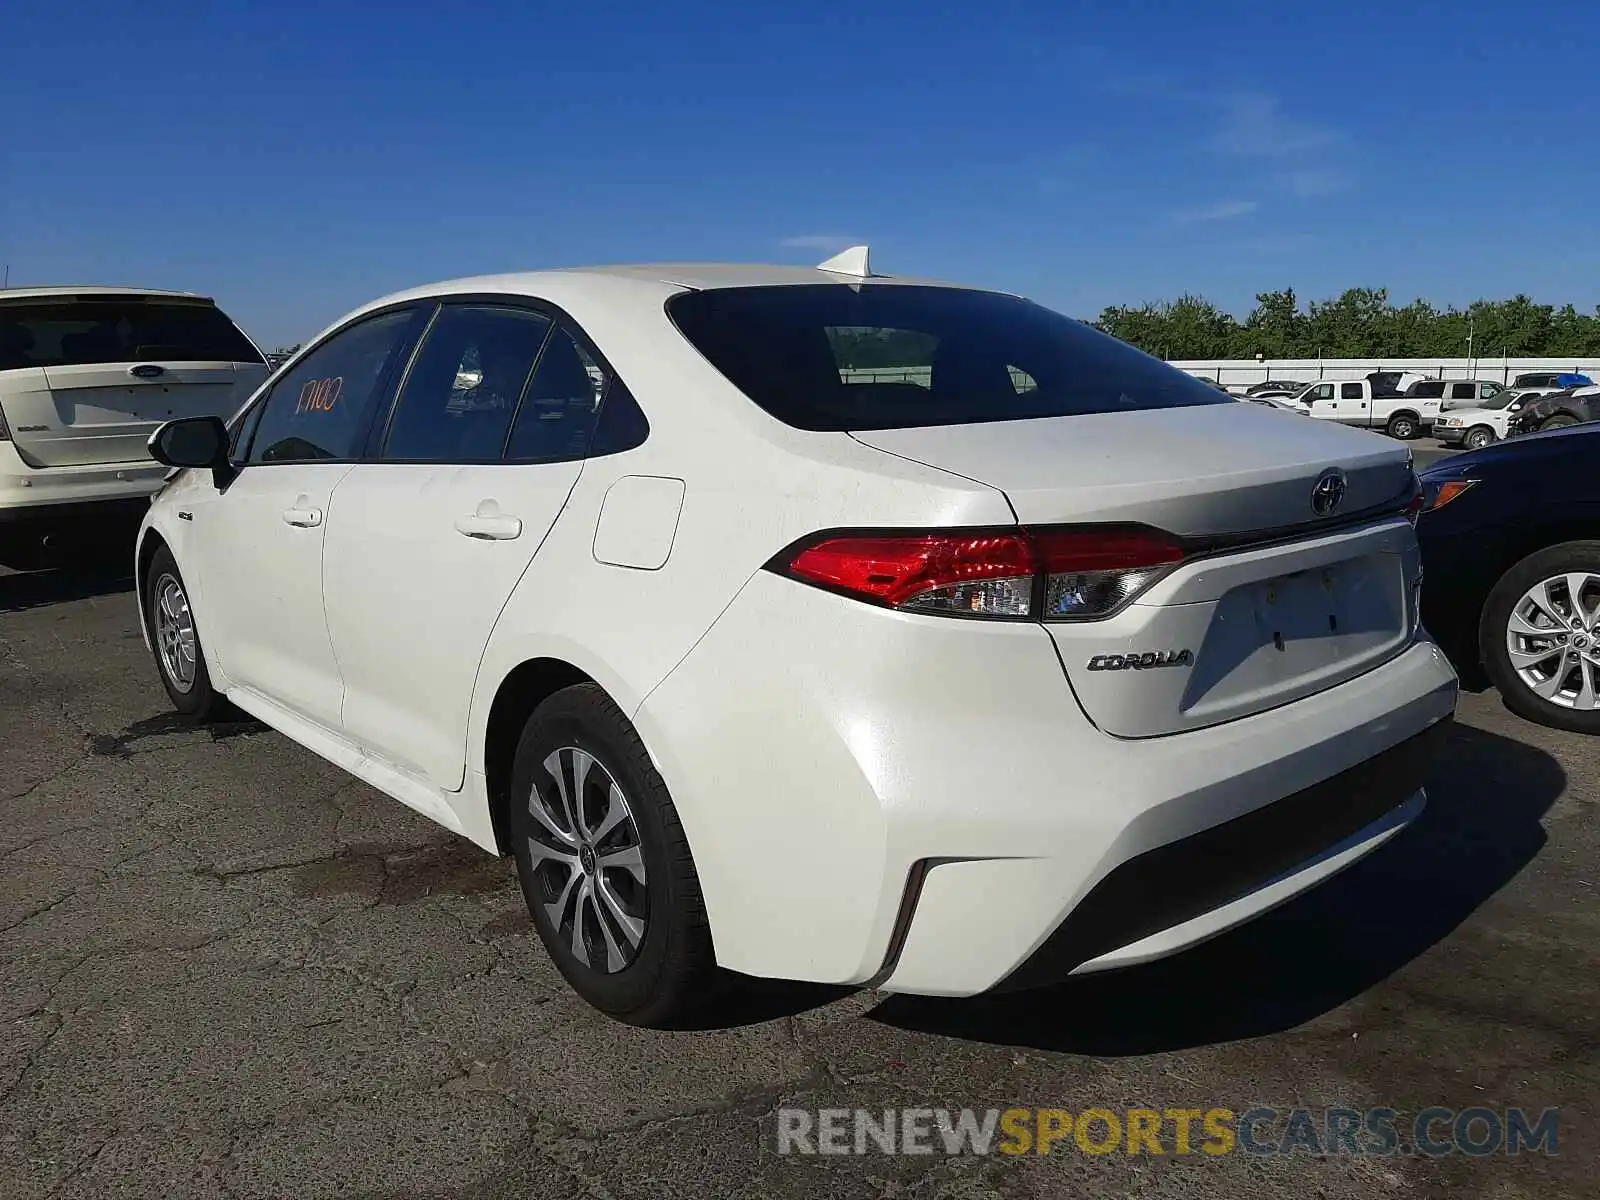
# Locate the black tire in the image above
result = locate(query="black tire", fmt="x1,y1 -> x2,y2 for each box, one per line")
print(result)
1464,426 -> 1495,451
1541,414 -> 1579,431
144,546 -> 226,719
508,683 -> 720,1026
1480,540 -> 1600,734
1386,411 -> 1420,440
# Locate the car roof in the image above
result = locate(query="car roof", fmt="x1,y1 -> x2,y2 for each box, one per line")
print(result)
543,262 -> 989,292
361,261 -> 1009,311
0,285 -> 212,303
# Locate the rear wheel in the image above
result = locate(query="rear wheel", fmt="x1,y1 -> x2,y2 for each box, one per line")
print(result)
1386,411 -> 1420,440
144,546 -> 226,719
1464,425 -> 1495,451
508,683 -> 720,1026
1480,541 -> 1600,734
1541,415 -> 1579,431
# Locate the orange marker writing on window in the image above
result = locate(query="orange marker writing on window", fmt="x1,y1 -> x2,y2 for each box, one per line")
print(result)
296,376 -> 343,414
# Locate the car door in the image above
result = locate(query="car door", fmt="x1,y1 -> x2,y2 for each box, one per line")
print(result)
188,306 -> 423,731
321,302 -> 611,790
1337,381 -> 1372,426
1303,382 -> 1337,420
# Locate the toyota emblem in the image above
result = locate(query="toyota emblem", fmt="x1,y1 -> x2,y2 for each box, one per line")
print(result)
1310,469 -> 1347,516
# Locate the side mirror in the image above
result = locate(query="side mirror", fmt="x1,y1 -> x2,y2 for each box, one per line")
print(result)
148,416 -> 234,487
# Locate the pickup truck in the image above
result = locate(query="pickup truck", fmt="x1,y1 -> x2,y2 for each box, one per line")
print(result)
1292,377 -> 1440,439
1508,385 -> 1600,436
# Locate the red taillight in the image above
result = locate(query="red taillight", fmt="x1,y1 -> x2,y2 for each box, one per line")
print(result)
1029,528 -> 1186,573
777,526 -> 1186,620
788,532 -> 1038,616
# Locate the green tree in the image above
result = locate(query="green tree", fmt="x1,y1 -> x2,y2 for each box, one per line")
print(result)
1091,288 -> 1600,361
1234,289 -> 1303,358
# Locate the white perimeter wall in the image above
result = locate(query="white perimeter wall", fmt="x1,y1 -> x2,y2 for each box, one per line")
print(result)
1173,358 -> 1600,385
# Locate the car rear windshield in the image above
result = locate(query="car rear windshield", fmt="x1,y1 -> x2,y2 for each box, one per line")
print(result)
666,284 -> 1232,431
0,296 -> 263,370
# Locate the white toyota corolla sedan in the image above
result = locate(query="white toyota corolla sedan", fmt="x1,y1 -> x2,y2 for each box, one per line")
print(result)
136,248 -> 1458,1026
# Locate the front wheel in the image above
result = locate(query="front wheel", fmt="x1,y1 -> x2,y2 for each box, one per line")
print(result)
1386,412 -> 1420,440
1480,541 -> 1600,734
144,546 -> 227,719
508,683 -> 721,1026
1541,415 -> 1579,431
1464,425 -> 1496,451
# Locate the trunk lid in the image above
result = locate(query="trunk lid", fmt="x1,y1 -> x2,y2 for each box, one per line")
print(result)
849,403 -> 1412,533
0,292 -> 267,467
852,405 -> 1420,738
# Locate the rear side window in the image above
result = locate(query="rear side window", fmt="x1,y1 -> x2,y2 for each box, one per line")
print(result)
666,285 -> 1231,432
1340,383 -> 1363,399
0,297 -> 263,369
504,327 -> 606,462
1450,383 -> 1478,400
1408,381 -> 1446,398
588,377 -> 650,457
381,305 -> 552,462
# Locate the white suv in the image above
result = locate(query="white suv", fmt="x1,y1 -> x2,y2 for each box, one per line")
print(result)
0,287 -> 268,561
135,253 -> 1458,1026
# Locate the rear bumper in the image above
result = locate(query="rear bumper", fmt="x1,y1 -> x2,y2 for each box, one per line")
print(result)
0,442 -> 165,523
995,718 -> 1446,989
0,496 -> 153,528
638,569 -> 1459,995
879,645 -> 1455,995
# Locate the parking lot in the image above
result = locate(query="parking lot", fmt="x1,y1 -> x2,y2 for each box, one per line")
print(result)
2,515 -> 1595,1200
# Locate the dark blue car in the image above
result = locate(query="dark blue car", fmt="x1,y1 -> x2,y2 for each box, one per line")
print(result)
1417,424 -> 1600,732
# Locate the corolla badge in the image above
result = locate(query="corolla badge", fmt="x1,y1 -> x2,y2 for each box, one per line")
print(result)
1086,650 -> 1193,671
1310,468 -> 1347,516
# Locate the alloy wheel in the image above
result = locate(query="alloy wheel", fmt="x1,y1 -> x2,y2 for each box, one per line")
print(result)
1465,427 -> 1493,450
1504,572 -> 1600,710
526,746 -> 649,973
153,573 -> 197,693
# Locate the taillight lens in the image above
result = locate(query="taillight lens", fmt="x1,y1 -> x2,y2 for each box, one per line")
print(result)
0,402 -> 10,441
777,526 -> 1186,620
787,533 -> 1037,616
1032,528 -> 1186,618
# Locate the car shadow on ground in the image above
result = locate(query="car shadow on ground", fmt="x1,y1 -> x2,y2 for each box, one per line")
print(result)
865,721 -> 1561,1053
0,556 -> 135,613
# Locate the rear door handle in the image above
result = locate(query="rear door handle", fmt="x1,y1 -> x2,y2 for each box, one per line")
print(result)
282,507 -> 323,528
455,513 -> 522,540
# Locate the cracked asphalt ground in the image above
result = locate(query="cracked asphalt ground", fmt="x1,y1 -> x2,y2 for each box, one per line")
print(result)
2,550 -> 1596,1200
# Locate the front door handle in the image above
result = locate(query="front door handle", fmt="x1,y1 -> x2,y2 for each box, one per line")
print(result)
282,506 -> 323,528
455,513 -> 522,540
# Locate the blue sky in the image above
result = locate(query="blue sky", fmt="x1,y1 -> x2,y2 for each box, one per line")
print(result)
5,0 -> 1596,347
